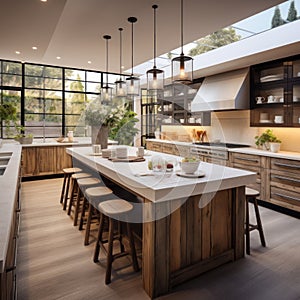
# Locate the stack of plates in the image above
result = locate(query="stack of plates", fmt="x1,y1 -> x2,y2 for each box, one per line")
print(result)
259,120 -> 272,123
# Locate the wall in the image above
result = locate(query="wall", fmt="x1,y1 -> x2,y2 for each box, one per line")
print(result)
161,110 -> 300,152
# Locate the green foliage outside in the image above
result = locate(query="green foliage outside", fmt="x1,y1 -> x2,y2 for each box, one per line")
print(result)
188,27 -> 241,57
287,0 -> 298,21
272,1 -> 299,28
271,6 -> 286,28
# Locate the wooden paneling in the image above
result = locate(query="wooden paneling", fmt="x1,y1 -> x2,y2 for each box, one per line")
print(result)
22,147 -> 37,176
56,146 -> 72,173
36,147 -> 56,176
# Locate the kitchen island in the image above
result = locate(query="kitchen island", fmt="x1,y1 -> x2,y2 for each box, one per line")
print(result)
67,146 -> 256,298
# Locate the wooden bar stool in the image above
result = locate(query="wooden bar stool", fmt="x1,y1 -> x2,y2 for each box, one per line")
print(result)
73,177 -> 101,226
60,167 -> 82,210
82,186 -> 113,246
93,199 -> 139,284
67,172 -> 92,216
245,187 -> 266,255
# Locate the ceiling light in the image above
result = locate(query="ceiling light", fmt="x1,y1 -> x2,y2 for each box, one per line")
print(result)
32,46 -> 37,50
40,0 -> 47,2
101,35 -> 113,103
56,56 -> 61,60
172,0 -> 193,83
15,51 -> 20,54
147,5 -> 164,92
115,28 -> 127,97
88,61 -> 91,64
126,17 -> 140,96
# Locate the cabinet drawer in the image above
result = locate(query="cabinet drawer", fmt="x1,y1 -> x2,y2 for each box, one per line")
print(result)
230,153 -> 261,167
232,163 -> 261,181
270,169 -> 300,191
271,158 -> 300,174
270,186 -> 300,211
150,143 -> 162,152
162,144 -> 174,154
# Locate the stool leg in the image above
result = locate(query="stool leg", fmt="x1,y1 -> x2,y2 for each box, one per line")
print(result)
79,197 -> 87,230
126,223 -> 139,272
118,221 -> 125,253
63,174 -> 71,210
93,213 -> 105,263
60,174 -> 67,204
84,203 -> 93,246
245,197 -> 250,255
105,218 -> 115,284
73,186 -> 82,226
253,198 -> 266,247
68,179 -> 76,215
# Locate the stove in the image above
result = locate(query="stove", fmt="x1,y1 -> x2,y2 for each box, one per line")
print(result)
190,142 -> 250,160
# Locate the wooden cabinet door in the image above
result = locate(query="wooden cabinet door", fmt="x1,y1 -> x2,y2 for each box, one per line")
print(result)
36,147 -> 56,176
56,146 -> 72,174
22,147 -> 37,177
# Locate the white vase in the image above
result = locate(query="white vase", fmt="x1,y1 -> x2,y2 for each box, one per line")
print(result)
269,142 -> 281,153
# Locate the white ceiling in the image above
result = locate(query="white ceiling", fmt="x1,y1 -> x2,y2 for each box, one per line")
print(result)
0,0 -> 283,74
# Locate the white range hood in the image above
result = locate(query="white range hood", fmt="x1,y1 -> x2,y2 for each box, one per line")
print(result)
191,67 -> 250,112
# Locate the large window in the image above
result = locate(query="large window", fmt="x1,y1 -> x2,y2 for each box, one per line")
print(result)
0,59 -> 122,138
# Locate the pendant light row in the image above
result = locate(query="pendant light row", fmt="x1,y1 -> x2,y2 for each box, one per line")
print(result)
101,0 -> 193,102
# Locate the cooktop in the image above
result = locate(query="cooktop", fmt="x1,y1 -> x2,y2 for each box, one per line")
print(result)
192,142 -> 250,148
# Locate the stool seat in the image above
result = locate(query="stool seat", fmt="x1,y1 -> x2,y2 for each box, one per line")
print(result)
85,186 -> 113,198
246,187 -> 260,197
71,172 -> 92,180
98,199 -> 133,215
77,177 -> 101,186
63,167 -> 82,174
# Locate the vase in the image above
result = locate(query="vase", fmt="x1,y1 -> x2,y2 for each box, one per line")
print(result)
269,142 -> 281,153
91,125 -> 108,149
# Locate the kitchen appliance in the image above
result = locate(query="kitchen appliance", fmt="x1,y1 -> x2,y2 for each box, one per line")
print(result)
190,142 -> 250,161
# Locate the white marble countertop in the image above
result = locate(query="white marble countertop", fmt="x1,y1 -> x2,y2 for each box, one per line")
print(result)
146,138 -> 300,161
0,144 -> 22,273
67,146 -> 256,203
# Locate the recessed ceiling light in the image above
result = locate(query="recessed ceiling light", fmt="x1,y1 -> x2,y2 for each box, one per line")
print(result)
41,0 -> 47,2
121,66 -> 124,69
88,61 -> 91,64
15,51 -> 20,54
32,46 -> 37,50
56,56 -> 61,60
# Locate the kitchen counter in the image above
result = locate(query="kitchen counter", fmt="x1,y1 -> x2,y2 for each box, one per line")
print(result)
0,144 -> 21,273
67,146 -> 255,298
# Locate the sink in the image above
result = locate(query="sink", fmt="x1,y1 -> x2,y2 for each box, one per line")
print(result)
0,152 -> 12,157
0,158 -> 10,165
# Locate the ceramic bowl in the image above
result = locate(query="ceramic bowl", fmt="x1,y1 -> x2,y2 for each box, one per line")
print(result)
181,161 -> 200,174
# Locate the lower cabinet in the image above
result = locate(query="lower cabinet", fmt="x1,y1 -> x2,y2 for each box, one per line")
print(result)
22,146 -> 73,177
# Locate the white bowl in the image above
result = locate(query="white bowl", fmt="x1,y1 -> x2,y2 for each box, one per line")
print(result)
181,161 -> 200,174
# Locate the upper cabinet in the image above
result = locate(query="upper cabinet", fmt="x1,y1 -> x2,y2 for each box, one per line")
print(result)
250,55 -> 300,127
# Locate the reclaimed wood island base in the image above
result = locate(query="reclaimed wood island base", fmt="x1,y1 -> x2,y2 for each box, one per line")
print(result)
66,146 -> 255,299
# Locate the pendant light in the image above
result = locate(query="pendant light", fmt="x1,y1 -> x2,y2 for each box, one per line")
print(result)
126,17 -> 140,96
115,28 -> 127,97
101,35 -> 113,103
171,0 -> 193,84
146,5 -> 164,92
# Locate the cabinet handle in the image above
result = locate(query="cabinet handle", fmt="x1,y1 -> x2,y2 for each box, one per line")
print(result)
6,236 -> 18,273
235,157 -> 259,163
274,162 -> 300,169
273,192 -> 300,202
272,174 -> 300,184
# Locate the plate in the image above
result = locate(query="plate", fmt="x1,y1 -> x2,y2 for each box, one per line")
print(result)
176,171 -> 205,178
90,152 -> 102,156
259,120 -> 272,123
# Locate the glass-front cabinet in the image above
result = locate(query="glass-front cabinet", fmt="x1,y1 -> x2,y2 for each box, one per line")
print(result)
250,55 -> 300,127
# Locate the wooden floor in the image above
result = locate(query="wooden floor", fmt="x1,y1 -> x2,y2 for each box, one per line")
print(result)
17,178 -> 300,300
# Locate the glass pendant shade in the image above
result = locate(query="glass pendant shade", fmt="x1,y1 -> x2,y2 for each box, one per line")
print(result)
127,17 -> 140,96
101,34 -> 113,103
172,53 -> 193,83
172,0 -> 193,84
147,5 -> 164,91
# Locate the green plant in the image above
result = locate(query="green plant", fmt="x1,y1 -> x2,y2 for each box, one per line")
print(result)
255,129 -> 281,147
14,125 -> 33,139
0,102 -> 18,137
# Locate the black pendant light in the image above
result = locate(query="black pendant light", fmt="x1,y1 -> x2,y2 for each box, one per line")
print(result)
101,35 -> 113,103
126,17 -> 140,96
171,0 -> 193,83
115,28 -> 127,97
146,4 -> 164,91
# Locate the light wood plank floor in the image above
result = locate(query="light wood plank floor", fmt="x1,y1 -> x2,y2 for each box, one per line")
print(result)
17,178 -> 300,300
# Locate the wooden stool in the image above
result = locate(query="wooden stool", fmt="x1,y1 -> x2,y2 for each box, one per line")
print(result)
60,167 -> 82,210
82,186 -> 113,246
93,199 -> 139,284
245,187 -> 266,255
73,177 -> 101,226
67,172 -> 92,216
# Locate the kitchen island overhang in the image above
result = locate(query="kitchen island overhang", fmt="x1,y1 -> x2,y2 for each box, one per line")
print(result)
66,146 -> 256,298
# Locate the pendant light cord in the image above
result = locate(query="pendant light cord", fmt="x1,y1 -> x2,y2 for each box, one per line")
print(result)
131,21 -> 134,76
153,5 -> 158,68
181,0 -> 184,55
119,28 -> 123,75
103,35 -> 111,87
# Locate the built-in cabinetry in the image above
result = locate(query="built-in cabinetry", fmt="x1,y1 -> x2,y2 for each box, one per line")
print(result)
250,55 -> 300,127
22,145 -> 72,177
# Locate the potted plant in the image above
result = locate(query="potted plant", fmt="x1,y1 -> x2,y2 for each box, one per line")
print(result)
0,102 -> 18,137
255,129 -> 281,152
14,125 -> 34,144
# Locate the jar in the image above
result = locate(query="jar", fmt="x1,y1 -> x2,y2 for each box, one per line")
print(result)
67,131 -> 74,142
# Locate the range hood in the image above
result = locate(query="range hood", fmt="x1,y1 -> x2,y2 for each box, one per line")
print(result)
191,67 -> 250,112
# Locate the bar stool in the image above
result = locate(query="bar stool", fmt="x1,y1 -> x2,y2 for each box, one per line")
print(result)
93,199 -> 139,284
73,177 -> 101,226
245,187 -> 266,255
67,172 -> 92,216
59,167 -> 82,210
82,186 -> 113,246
